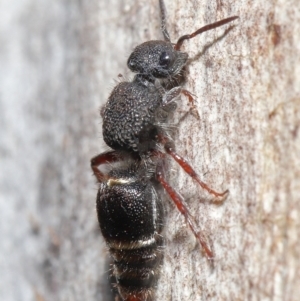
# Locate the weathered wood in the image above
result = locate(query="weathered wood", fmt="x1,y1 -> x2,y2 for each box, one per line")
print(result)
1,0 -> 299,301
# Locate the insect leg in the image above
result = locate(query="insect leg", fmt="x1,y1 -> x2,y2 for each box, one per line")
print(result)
91,150 -> 123,183
156,165 -> 213,261
165,144 -> 229,199
162,87 -> 195,107
155,135 -> 229,199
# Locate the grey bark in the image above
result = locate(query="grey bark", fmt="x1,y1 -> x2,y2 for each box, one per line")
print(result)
0,0 -> 299,301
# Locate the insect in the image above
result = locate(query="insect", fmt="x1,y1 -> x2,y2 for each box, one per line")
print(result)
91,1 -> 238,300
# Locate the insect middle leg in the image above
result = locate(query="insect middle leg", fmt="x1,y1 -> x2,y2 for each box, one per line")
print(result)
164,144 -> 229,199
155,134 -> 229,199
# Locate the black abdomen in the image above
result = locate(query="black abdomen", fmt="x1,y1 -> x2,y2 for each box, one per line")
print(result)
97,167 -> 164,301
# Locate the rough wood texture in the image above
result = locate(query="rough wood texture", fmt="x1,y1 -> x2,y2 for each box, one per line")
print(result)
1,0 -> 299,301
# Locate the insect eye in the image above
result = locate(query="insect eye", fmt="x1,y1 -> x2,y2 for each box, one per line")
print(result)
128,59 -> 135,69
159,52 -> 171,67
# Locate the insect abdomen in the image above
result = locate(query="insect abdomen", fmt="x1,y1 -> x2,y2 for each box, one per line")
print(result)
97,174 -> 164,301
110,239 -> 163,301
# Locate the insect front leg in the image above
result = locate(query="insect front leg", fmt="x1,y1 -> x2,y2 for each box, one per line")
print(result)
162,87 -> 196,107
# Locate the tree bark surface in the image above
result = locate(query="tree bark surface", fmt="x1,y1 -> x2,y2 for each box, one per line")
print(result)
0,1 -> 299,301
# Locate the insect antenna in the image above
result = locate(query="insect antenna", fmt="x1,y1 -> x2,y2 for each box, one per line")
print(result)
174,16 -> 239,50
159,0 -> 171,42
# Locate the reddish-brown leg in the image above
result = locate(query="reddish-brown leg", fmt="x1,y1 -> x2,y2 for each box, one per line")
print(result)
164,145 -> 229,198
162,87 -> 196,107
91,150 -> 123,183
156,166 -> 213,261
155,134 -> 229,199
181,89 -> 195,106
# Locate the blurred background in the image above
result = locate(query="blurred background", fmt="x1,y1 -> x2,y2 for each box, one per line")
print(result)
0,1 -> 150,300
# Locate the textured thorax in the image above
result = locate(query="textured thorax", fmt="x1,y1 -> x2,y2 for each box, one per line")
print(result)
102,77 -> 161,153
